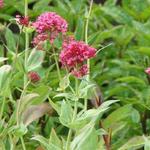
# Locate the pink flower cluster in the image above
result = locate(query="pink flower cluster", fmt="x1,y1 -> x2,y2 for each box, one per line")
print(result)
32,12 -> 68,34
145,68 -> 150,75
0,0 -> 3,8
60,39 -> 96,78
30,11 -> 96,78
32,12 -> 68,48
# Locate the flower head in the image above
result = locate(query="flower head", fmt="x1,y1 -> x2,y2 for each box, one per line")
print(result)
32,12 -> 68,34
32,12 -> 68,46
60,40 -> 96,67
16,15 -> 29,26
0,0 -> 3,8
60,39 -> 96,78
28,72 -> 40,83
145,67 -> 150,75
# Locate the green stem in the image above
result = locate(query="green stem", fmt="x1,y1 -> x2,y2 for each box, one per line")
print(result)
24,0 -> 29,88
66,79 -> 78,150
20,137 -> 26,150
84,0 -> 93,110
0,97 -> 6,120
52,46 -> 61,81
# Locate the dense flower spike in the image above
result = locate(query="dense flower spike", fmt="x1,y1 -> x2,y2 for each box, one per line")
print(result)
0,0 -> 3,8
28,72 -> 40,83
60,39 -> 96,78
32,12 -> 68,34
16,15 -> 29,26
145,68 -> 150,75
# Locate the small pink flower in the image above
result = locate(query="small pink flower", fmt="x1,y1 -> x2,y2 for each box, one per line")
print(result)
32,12 -> 68,34
28,72 -> 40,83
0,0 -> 3,8
145,68 -> 150,75
16,15 -> 29,26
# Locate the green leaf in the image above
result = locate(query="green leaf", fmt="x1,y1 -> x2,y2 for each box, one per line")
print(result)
27,48 -> 45,71
58,74 -> 70,91
100,5 -> 133,25
32,135 -> 61,150
5,28 -> 16,52
8,124 -> 27,137
131,108 -> 140,123
71,123 -> 98,150
70,100 -> 118,129
118,136 -> 150,150
103,104 -> 133,128
116,76 -> 146,87
59,100 -> 73,127
32,85 -> 51,104
49,129 -> 62,150
0,65 -> 12,91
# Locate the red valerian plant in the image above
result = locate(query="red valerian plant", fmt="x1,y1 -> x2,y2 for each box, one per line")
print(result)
60,39 -> 96,78
145,67 -> 150,75
0,0 -> 3,8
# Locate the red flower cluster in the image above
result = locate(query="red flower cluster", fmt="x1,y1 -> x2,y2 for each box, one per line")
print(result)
28,72 -> 40,83
16,15 -> 29,27
60,39 -> 96,78
145,68 -> 150,75
32,12 -> 68,48
32,12 -> 68,34
0,0 -> 3,8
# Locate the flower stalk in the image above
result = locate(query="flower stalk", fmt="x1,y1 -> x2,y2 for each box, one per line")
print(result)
52,45 -> 61,81
66,78 -> 78,150
84,0 -> 93,110
24,0 -> 29,88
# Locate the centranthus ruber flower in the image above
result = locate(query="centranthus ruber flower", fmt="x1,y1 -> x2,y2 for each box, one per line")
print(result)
145,67 -> 150,75
0,0 -> 3,8
32,12 -> 68,47
60,39 -> 96,78
32,12 -> 68,34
